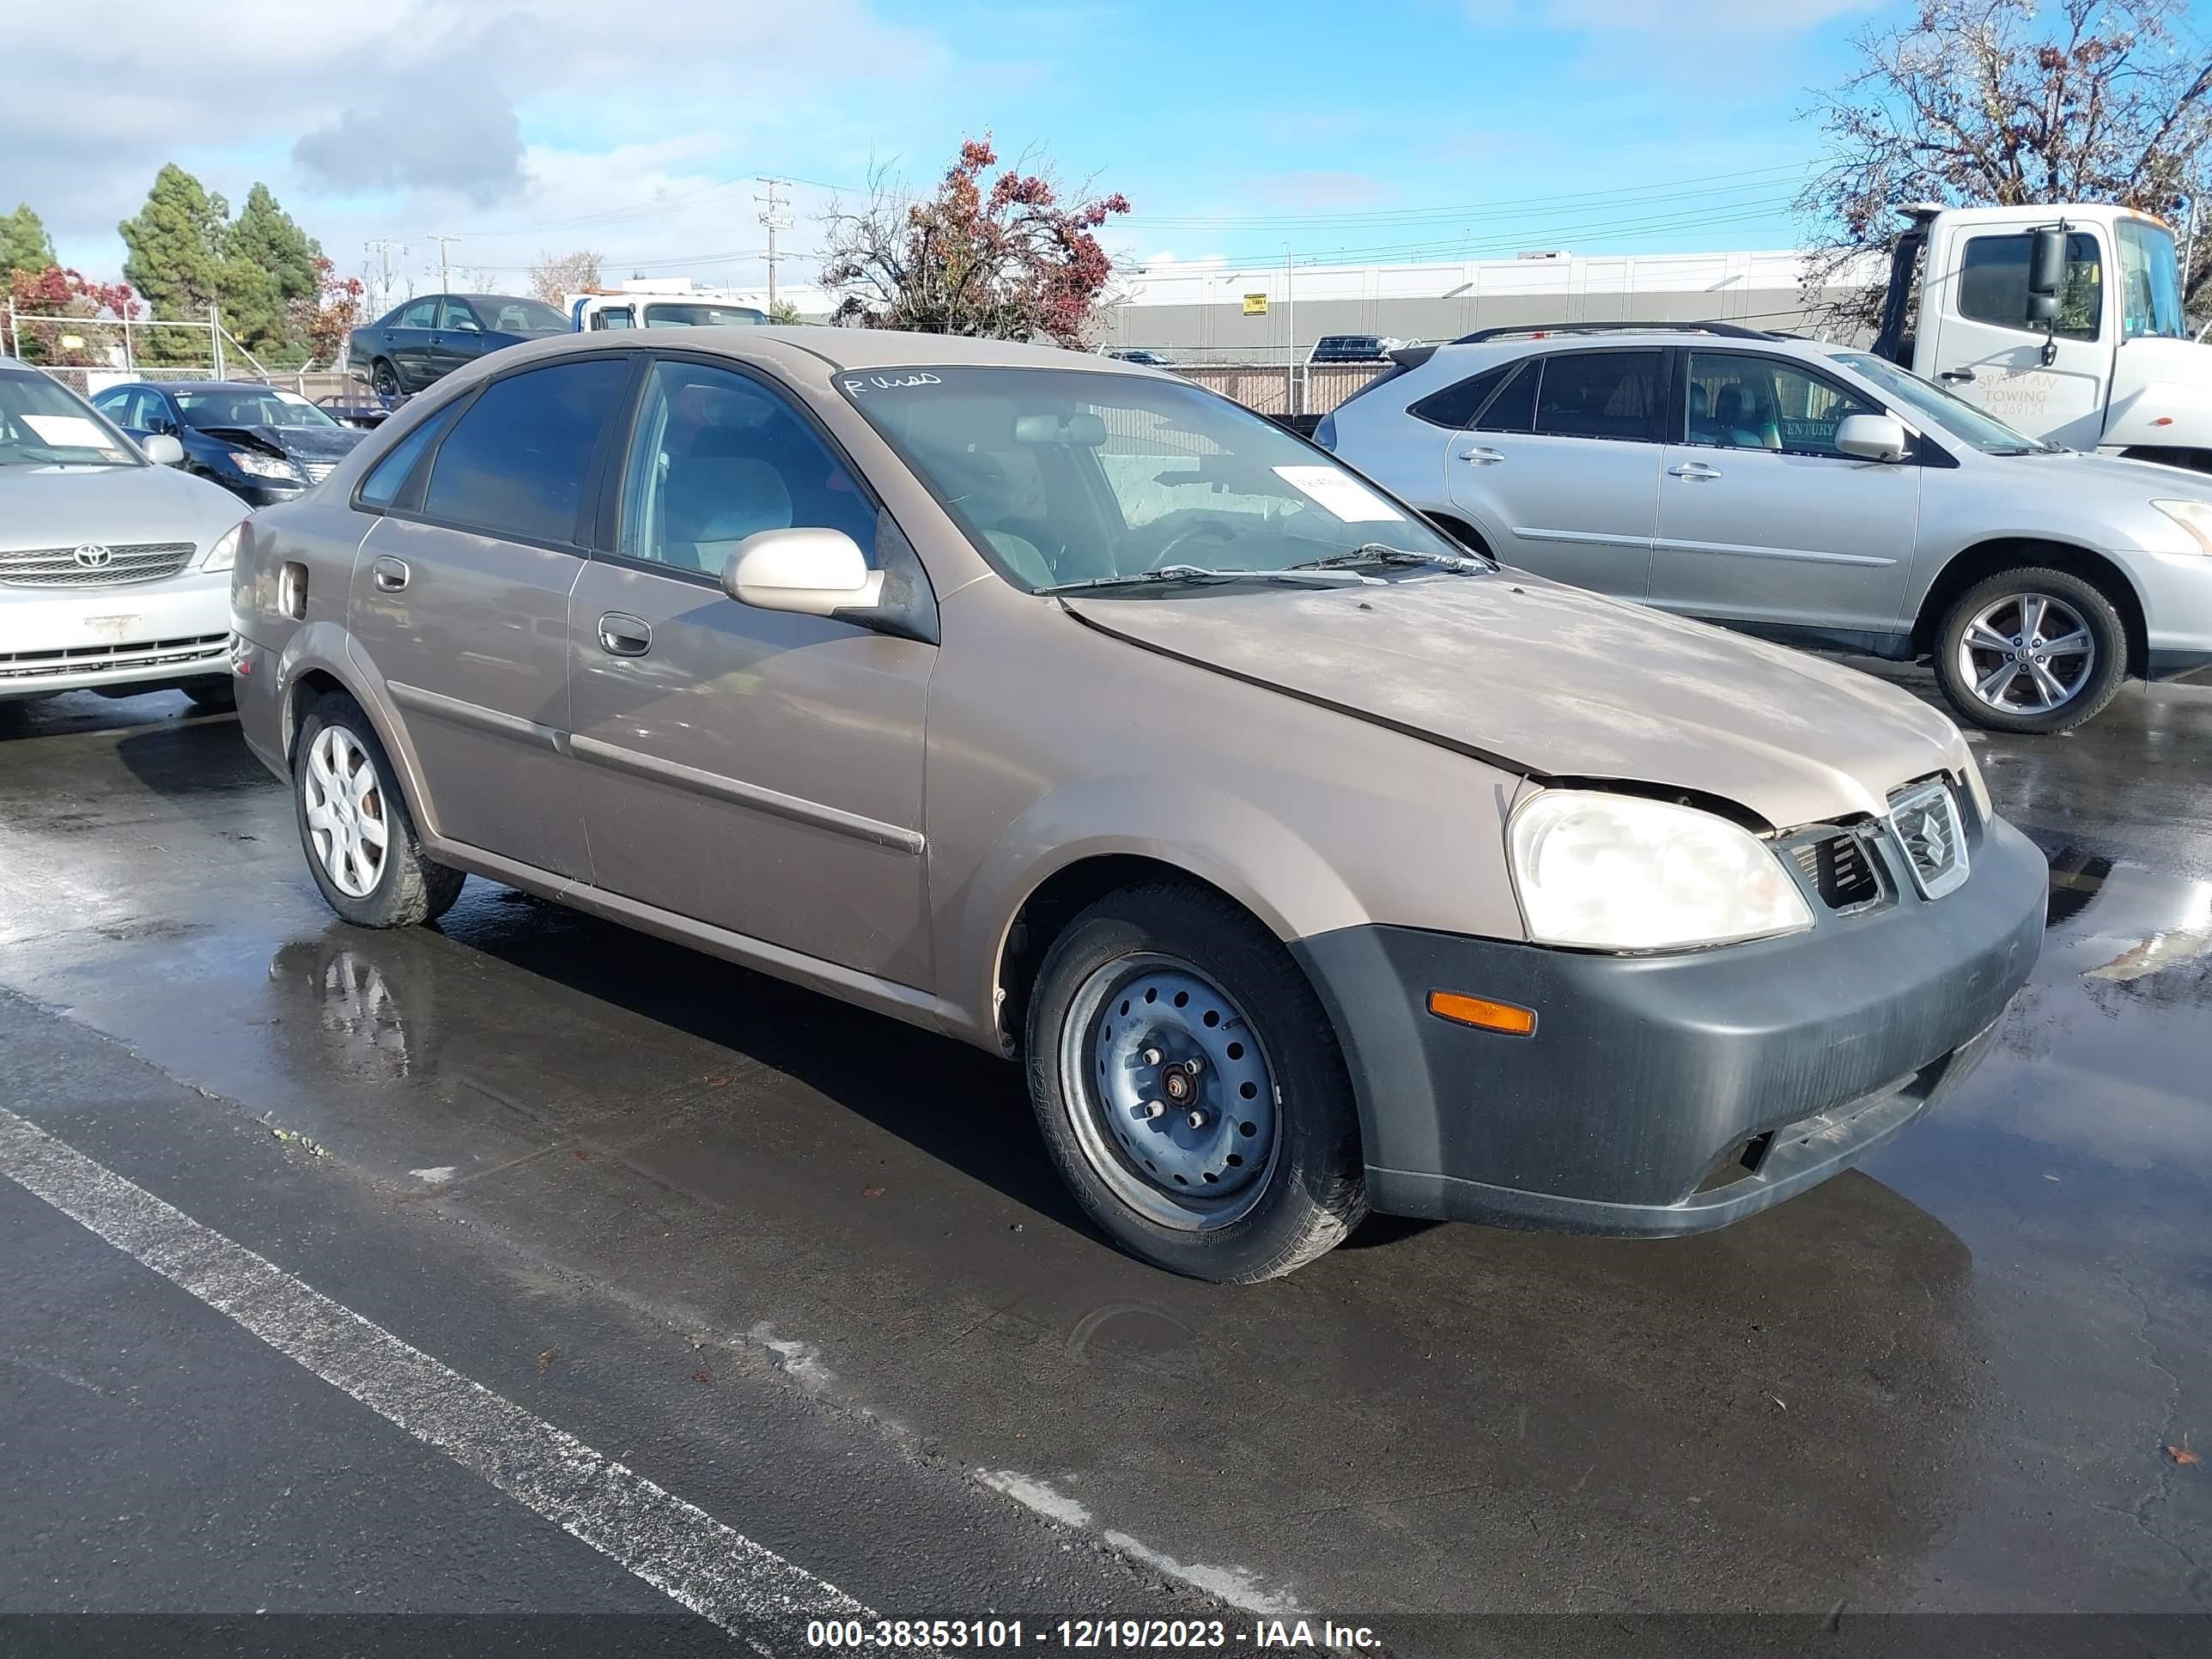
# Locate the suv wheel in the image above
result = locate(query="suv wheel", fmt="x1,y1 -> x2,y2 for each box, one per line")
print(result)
292,691 -> 465,927
1933,567 -> 2127,735
1024,882 -> 1367,1282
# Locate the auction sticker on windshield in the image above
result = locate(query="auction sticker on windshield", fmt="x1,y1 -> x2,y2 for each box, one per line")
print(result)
22,414 -> 115,452
1272,465 -> 1404,523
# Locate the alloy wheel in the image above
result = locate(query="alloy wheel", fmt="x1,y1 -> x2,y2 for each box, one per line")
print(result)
1956,591 -> 2096,715
301,725 -> 389,899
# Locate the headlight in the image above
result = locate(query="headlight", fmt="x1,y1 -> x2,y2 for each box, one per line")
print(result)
228,449 -> 302,482
1959,745 -> 1994,826
1508,790 -> 1814,951
202,523 -> 243,573
2152,498 -> 2212,554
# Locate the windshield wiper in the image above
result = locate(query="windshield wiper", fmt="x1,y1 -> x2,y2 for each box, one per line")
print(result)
1040,562 -> 1381,594
1289,542 -> 1492,574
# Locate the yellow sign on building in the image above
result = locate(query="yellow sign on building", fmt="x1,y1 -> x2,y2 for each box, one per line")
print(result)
1243,293 -> 1268,316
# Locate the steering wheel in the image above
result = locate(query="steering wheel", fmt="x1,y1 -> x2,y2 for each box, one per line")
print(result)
1147,520 -> 1241,568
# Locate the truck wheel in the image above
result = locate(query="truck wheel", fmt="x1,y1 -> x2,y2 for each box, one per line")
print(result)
370,359 -> 401,399
1933,567 -> 2127,734
292,690 -> 465,928
1024,882 -> 1367,1282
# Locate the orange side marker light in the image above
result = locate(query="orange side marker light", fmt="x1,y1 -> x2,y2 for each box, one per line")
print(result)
1426,991 -> 1536,1036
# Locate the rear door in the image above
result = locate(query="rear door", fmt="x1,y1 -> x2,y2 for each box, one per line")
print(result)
348,352 -> 636,878
564,353 -> 936,988
1443,347 -> 1663,599
1925,226 -> 2106,448
1649,349 -> 1924,642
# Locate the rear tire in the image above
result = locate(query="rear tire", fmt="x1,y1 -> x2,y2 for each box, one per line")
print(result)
291,691 -> 464,927
370,359 -> 401,399
1932,566 -> 2128,734
1024,882 -> 1366,1282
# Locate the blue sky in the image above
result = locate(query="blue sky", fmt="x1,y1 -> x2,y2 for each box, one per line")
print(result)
11,0 -> 1896,300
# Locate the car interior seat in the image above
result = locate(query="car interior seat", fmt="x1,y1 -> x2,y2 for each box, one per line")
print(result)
664,457 -> 793,575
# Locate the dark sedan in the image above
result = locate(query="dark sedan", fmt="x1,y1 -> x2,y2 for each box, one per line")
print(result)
91,381 -> 368,506
345,293 -> 571,398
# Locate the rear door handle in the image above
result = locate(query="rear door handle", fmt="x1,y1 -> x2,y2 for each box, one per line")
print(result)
598,612 -> 651,657
1668,461 -> 1723,481
370,556 -> 410,592
1460,446 -> 1507,465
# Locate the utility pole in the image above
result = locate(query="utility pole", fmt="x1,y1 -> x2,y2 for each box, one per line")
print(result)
428,234 -> 461,295
757,179 -> 793,314
364,240 -> 405,314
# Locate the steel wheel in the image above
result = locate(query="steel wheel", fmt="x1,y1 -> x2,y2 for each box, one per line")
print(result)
1057,952 -> 1281,1232
371,361 -> 400,398
1955,591 -> 2096,715
301,723 -> 389,899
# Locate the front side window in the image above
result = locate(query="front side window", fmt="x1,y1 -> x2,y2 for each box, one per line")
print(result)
837,365 -> 1468,592
592,307 -> 635,331
472,297 -> 570,335
437,298 -> 481,333
1958,232 -> 2101,339
2118,220 -> 2185,341
421,357 -> 630,543
618,360 -> 878,574
0,370 -> 139,467
642,303 -> 767,327
1684,353 -> 1880,457
1531,350 -> 1662,441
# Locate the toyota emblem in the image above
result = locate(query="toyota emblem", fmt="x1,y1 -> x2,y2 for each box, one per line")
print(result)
71,544 -> 114,570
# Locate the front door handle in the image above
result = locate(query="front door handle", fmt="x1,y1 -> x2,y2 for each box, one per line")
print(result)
1460,445 -> 1507,465
598,612 -> 651,657
1668,461 -> 1723,481
370,556 -> 410,592
1938,367 -> 1976,383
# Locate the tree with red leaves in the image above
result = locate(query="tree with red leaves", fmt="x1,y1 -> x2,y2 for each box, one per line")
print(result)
821,137 -> 1130,345
5,266 -> 139,366
288,255 -> 366,368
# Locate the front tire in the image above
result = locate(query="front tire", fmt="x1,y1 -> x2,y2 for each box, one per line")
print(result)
1024,883 -> 1367,1282
291,691 -> 464,927
1933,566 -> 2128,734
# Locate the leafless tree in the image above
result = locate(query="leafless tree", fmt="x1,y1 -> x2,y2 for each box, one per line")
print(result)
528,248 -> 604,305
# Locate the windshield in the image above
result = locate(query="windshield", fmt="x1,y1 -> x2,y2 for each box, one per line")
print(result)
0,370 -> 140,467
837,366 -> 1473,592
468,296 -> 571,334
2118,220 -> 2186,341
1832,351 -> 2051,456
177,388 -> 340,430
642,302 -> 767,327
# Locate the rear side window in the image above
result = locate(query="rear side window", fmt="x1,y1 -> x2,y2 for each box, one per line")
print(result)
1531,350 -> 1661,441
358,404 -> 461,510
1472,361 -> 1538,433
1408,362 -> 1515,428
421,357 -> 629,543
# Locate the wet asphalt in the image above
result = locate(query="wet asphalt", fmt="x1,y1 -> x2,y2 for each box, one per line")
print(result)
0,665 -> 2207,1645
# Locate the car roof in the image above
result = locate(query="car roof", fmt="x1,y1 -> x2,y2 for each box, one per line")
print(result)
467,325 -> 1164,384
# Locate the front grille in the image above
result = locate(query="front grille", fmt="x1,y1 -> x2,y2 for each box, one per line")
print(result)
302,461 -> 337,483
0,541 -> 196,588
0,632 -> 229,681
1790,830 -> 1883,910
1885,778 -> 1971,900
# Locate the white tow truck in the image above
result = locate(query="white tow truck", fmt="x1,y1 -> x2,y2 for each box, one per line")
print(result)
566,277 -> 769,332
1870,203 -> 2205,469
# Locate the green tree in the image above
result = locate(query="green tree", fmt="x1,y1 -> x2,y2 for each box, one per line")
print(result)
769,297 -> 805,325
118,164 -> 233,363
0,204 -> 56,278
229,184 -> 323,343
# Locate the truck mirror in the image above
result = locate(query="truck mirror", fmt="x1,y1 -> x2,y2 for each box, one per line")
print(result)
2026,227 -> 2067,323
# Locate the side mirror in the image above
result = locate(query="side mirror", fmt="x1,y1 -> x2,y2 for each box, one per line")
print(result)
142,433 -> 185,466
2026,226 -> 2067,324
720,527 -> 882,617
1835,413 -> 1909,464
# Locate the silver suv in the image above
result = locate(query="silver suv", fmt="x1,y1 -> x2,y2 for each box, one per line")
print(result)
1321,321 -> 2212,732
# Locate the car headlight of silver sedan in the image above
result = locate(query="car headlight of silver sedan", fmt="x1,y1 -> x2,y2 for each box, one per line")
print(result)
1508,790 -> 1814,951
228,449 -> 302,482
201,523 -> 244,572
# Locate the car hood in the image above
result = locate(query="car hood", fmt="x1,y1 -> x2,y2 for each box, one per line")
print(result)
0,460 -> 244,553
196,423 -> 367,463
1064,573 -> 1971,830
1982,444 -> 2212,500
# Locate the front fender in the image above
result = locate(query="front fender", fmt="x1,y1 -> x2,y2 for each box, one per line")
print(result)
949,773 -> 1374,1054
2104,379 -> 2212,453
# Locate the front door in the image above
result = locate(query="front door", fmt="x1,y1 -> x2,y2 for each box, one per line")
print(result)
430,296 -> 486,385
565,356 -> 936,988
348,353 -> 635,878
381,297 -> 441,391
1926,225 -> 2107,449
1650,350 -> 1925,642
1444,347 -> 1663,601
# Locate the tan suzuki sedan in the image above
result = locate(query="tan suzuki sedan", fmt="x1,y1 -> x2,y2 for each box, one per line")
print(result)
231,330 -> 2045,1281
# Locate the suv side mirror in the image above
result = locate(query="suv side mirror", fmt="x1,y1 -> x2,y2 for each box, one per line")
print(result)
142,433 -> 185,466
720,527 -> 882,617
2026,226 -> 2067,324
1835,414 -> 1908,463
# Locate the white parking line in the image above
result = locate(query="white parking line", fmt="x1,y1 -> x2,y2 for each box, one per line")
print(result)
0,1106 -> 874,1651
